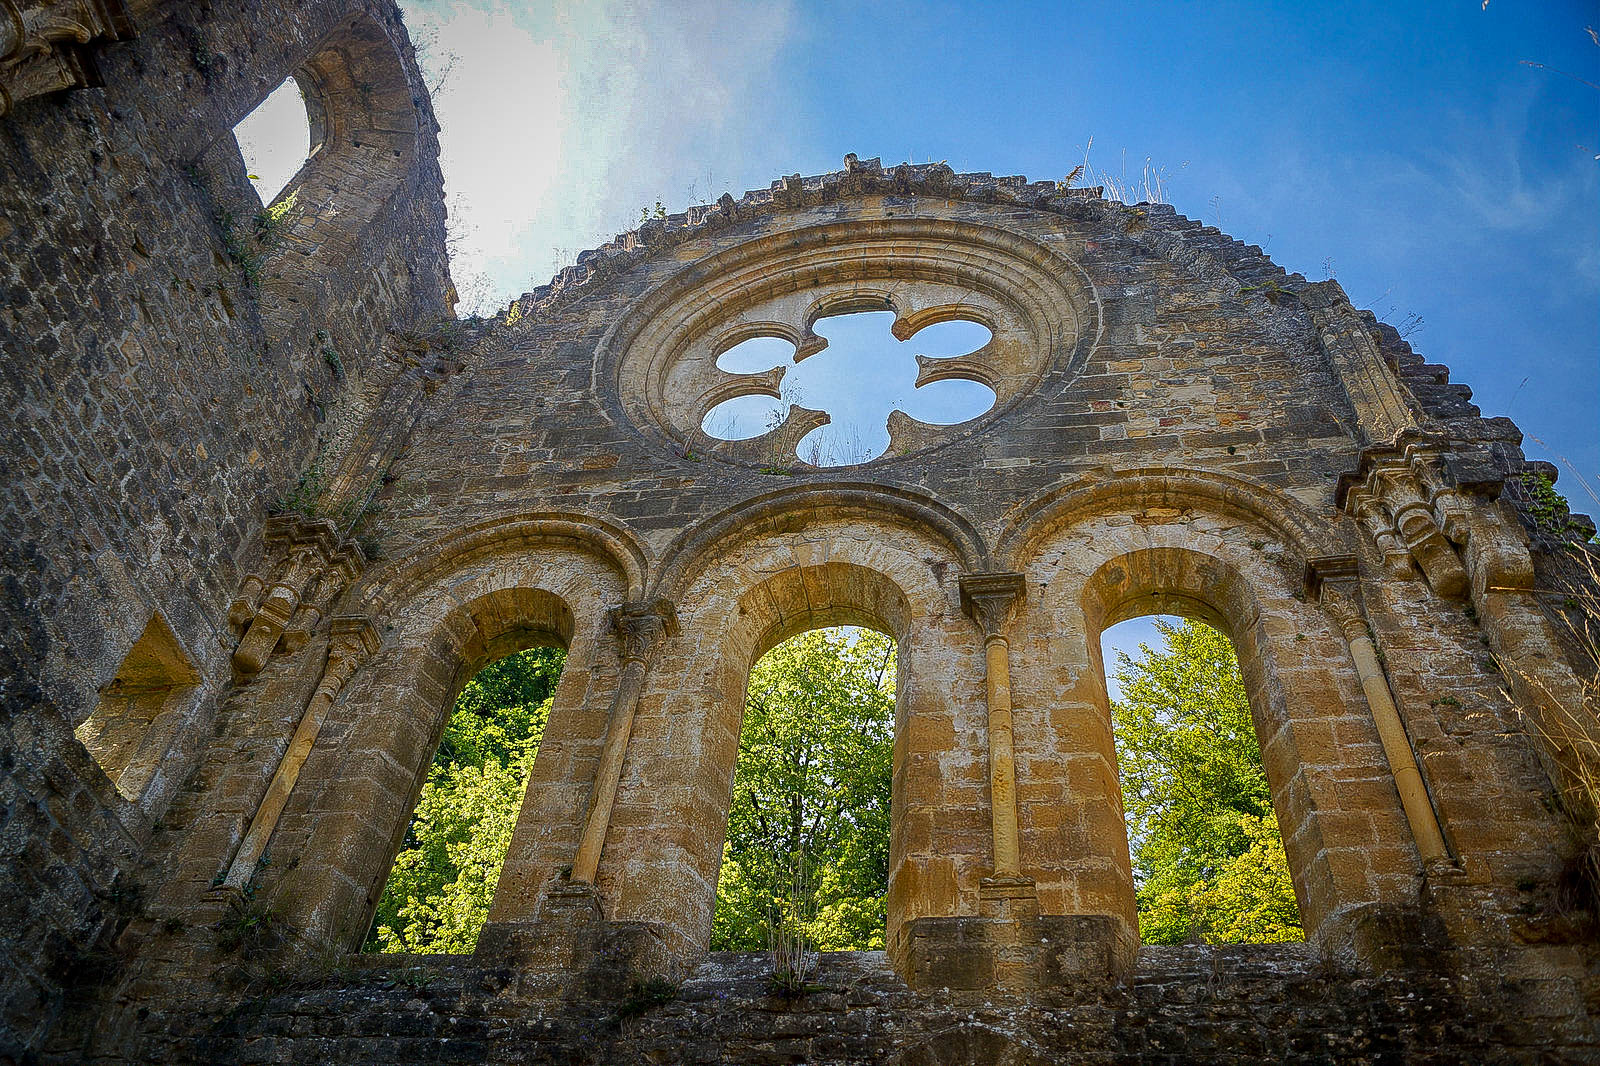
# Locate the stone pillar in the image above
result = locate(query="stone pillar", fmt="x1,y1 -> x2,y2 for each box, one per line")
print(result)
571,598 -> 677,884
958,572 -> 1028,882
1313,563 -> 1450,865
894,571 -> 1111,994
222,617 -> 378,889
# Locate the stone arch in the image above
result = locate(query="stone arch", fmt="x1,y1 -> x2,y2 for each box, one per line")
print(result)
596,510 -> 986,967
225,10 -> 425,306
268,539 -> 632,947
996,466 -> 1352,575
1011,502 -> 1421,958
653,483 -> 989,602
354,510 -> 650,615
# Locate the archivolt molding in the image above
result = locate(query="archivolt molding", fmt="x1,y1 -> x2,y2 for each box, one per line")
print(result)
350,510 -> 649,621
997,466 -> 1351,573
652,482 -> 990,602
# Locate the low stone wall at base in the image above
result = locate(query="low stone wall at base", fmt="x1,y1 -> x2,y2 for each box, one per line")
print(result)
62,945 -> 1599,1065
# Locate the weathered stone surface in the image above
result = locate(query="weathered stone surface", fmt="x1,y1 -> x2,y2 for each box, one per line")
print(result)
3,0 -> 1598,1061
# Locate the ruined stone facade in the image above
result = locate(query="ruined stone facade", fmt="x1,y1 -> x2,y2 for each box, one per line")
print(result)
2,1 -> 1598,1062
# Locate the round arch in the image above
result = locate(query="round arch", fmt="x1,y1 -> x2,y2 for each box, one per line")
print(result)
652,482 -> 989,602
596,510 -> 990,967
353,509 -> 650,617
249,10 -> 425,303
997,466 -> 1353,575
269,539 -> 634,949
1008,506 -> 1423,955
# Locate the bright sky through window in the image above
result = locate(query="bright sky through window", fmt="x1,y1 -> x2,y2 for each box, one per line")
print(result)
233,79 -> 310,205
701,312 -> 997,465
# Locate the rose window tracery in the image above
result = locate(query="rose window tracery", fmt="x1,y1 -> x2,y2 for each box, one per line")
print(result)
597,216 -> 1100,469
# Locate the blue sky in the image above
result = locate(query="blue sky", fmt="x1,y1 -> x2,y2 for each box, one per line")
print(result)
237,0 -> 1597,668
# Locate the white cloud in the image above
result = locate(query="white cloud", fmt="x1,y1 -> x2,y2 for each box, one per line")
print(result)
403,0 -> 798,314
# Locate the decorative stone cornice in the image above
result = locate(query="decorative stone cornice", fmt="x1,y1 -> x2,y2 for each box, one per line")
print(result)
608,598 -> 678,666
229,515 -> 368,675
0,0 -> 132,117
1334,439 -> 1482,599
959,572 -> 1027,643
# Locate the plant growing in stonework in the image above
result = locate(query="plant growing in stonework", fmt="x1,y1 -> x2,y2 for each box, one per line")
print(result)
1500,545 -> 1600,913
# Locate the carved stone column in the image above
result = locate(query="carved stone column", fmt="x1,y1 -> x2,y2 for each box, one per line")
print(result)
571,598 -> 677,884
959,572 -> 1029,882
1311,560 -> 1449,864
223,617 -> 379,889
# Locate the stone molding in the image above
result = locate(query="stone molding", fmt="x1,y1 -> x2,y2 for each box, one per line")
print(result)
229,515 -> 366,676
0,0 -> 132,117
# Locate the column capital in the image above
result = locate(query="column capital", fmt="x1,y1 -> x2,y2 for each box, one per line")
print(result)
959,571 -> 1026,643
1305,557 -> 1367,642
608,598 -> 679,665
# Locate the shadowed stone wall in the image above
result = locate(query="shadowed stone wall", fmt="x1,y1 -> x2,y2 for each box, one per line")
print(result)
2,3 -> 1597,1062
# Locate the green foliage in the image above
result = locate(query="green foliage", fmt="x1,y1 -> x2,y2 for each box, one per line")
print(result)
1519,470 -> 1588,541
274,455 -> 327,518
216,207 -> 266,288
618,975 -> 680,1018
365,646 -> 566,954
316,328 -> 343,377
711,627 -> 895,952
1111,619 -> 1302,945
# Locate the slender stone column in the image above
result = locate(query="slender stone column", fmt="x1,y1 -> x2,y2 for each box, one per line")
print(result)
571,598 -> 677,884
223,617 -> 378,888
959,572 -> 1028,880
1315,566 -> 1450,864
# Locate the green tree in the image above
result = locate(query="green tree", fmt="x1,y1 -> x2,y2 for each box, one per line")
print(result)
1111,619 -> 1302,944
365,646 -> 565,953
711,627 -> 895,952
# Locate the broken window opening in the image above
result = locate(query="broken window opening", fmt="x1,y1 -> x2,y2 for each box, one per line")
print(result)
364,645 -> 566,954
75,612 -> 199,806
232,77 -> 313,207
1101,615 -> 1303,945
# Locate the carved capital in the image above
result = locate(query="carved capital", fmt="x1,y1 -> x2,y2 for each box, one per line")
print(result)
1307,556 -> 1366,642
1,0 -> 133,117
1339,446 -> 1470,599
608,598 -> 678,666
313,616 -> 379,700
230,515 -> 368,676
959,572 -> 1027,643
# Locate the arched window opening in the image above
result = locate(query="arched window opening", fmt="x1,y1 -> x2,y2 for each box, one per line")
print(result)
364,645 -> 566,954
711,626 -> 895,955
1100,615 -> 1302,945
232,77 -> 312,208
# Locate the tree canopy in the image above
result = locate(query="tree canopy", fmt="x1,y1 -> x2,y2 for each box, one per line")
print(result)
1111,618 -> 1301,944
711,627 -> 895,952
365,645 -> 565,954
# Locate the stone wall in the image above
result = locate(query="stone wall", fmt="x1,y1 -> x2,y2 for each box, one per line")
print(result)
0,0 -> 451,1057
2,2 -> 1597,1062
74,947 -> 1600,1065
